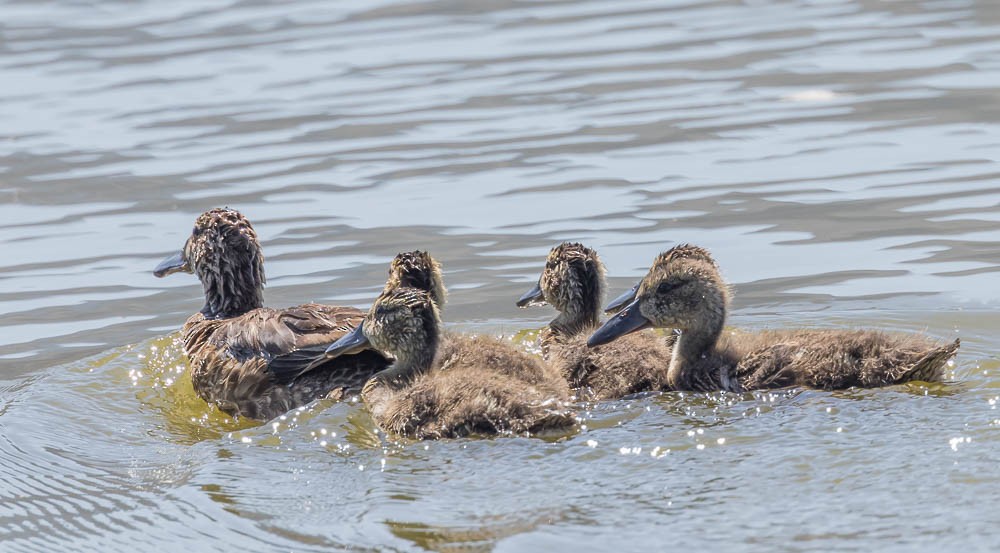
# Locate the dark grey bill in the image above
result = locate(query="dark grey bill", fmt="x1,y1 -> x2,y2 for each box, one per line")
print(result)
153,251 -> 190,278
324,323 -> 370,359
587,299 -> 652,347
516,281 -> 546,308
604,281 -> 640,314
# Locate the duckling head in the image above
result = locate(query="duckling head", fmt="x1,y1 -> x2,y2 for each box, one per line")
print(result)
589,244 -> 728,347
517,242 -> 605,323
327,287 -> 440,369
154,208 -> 265,318
383,250 -> 447,307
604,243 -> 719,314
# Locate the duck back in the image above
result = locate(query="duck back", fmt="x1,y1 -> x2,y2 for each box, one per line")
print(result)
363,333 -> 574,439
183,304 -> 389,420
546,330 -> 673,399
733,330 -> 959,390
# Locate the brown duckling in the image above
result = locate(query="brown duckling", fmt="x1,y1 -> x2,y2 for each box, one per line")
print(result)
269,249 -> 449,374
517,242 -> 672,399
588,244 -> 960,392
325,286 -> 576,439
153,208 -> 389,420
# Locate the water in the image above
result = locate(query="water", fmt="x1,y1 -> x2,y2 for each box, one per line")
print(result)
1,0 -> 999,550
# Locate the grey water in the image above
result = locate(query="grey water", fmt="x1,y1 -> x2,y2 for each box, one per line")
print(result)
1,0 -> 999,551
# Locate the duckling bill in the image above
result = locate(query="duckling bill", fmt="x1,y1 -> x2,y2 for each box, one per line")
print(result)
588,244 -> 960,392
153,252 -> 189,277
603,282 -> 639,314
153,208 -> 389,420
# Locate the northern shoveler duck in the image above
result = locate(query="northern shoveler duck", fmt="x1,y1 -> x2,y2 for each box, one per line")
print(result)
588,244 -> 960,392
153,208 -> 389,420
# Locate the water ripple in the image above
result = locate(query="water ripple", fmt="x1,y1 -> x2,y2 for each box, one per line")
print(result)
1,0 -> 999,549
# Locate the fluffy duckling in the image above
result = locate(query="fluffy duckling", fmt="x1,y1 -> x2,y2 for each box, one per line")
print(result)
154,208 -> 389,420
325,286 -> 576,439
588,244 -> 960,392
269,249 -> 449,373
517,242 -> 672,399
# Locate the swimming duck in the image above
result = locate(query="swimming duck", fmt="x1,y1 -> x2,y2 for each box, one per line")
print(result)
517,242 -> 672,399
268,249 -> 449,374
153,208 -> 389,420
588,244 -> 960,392
325,285 -> 576,439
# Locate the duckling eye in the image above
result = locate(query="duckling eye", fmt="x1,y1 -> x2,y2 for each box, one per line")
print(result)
656,281 -> 680,295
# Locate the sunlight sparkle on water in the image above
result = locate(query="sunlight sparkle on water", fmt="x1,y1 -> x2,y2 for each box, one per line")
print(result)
949,436 -> 971,452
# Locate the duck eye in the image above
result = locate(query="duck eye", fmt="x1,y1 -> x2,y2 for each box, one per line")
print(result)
192,226 -> 202,236
656,281 -> 679,295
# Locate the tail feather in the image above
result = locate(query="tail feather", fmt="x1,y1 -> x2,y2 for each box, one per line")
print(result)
896,338 -> 960,384
266,345 -> 331,384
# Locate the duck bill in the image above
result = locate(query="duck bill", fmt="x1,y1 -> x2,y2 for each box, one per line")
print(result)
325,323 -> 370,359
587,299 -> 652,347
604,281 -> 640,314
153,251 -> 190,278
516,281 -> 546,308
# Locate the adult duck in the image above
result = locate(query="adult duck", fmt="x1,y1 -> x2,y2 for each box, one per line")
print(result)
588,245 -> 959,392
153,208 -> 388,420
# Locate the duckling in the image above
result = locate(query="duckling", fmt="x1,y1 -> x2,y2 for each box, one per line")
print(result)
517,242 -> 672,399
153,208 -> 389,420
325,286 -> 576,439
268,249 -> 449,374
588,244 -> 960,392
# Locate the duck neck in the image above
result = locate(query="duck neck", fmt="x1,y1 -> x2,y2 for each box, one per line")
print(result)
543,303 -> 601,359
381,331 -> 440,389
667,313 -> 725,390
199,265 -> 264,319
550,306 -> 601,339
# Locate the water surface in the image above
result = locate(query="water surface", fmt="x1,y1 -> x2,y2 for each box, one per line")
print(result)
1,0 -> 999,551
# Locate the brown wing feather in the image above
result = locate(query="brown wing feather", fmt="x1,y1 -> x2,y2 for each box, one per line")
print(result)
209,304 -> 372,383
182,305 -> 390,420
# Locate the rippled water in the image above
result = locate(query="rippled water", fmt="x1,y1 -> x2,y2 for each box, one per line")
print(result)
2,0 -> 999,550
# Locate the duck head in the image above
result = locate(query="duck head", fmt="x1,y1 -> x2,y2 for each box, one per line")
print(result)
326,287 -> 440,376
602,244 -> 717,315
517,242 -> 605,329
154,208 -> 265,319
588,244 -> 728,347
383,250 -> 447,307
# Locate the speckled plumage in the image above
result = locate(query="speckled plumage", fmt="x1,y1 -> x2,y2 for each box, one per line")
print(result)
589,244 -> 960,392
520,242 -> 672,399
336,287 -> 575,439
381,250 -> 448,307
269,250 -> 451,376
156,208 -> 389,420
